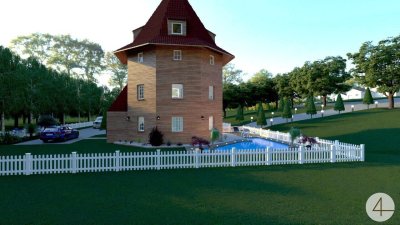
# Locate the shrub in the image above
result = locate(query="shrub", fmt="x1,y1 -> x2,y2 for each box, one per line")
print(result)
334,94 -> 345,113
25,123 -> 37,138
289,127 -> 301,146
191,136 -> 210,150
210,128 -> 220,144
363,88 -> 374,109
282,98 -> 292,122
235,105 -> 244,121
0,133 -> 20,145
148,127 -> 164,146
38,115 -> 57,127
256,102 -> 267,126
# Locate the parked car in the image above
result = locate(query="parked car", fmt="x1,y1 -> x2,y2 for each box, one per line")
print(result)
93,116 -> 103,129
40,126 -> 79,143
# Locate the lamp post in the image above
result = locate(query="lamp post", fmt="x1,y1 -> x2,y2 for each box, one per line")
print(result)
250,116 -> 253,123
351,105 -> 354,112
321,110 -> 324,118
321,104 -> 324,110
271,112 -> 274,118
295,108 -> 298,114
375,101 -> 379,108
270,118 -> 273,126
291,115 -> 294,122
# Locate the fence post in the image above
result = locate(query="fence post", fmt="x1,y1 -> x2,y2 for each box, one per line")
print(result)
360,144 -> 365,162
115,150 -> 120,172
195,149 -> 200,169
298,146 -> 304,164
24,153 -> 32,175
330,144 -> 336,163
71,152 -> 77,174
266,147 -> 271,166
231,148 -> 236,167
156,149 -> 161,170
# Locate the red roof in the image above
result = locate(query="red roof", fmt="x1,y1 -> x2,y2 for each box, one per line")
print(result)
108,86 -> 128,112
115,0 -> 234,64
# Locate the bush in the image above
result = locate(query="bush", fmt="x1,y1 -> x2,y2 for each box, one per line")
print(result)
148,127 -> 164,146
38,115 -> 57,127
191,136 -> 210,150
25,123 -> 37,138
210,128 -> 220,144
0,133 -> 21,145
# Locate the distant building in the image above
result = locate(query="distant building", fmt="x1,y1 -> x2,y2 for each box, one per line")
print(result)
330,87 -> 386,100
107,0 -> 234,143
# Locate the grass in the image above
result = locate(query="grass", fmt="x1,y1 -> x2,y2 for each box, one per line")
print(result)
0,109 -> 400,225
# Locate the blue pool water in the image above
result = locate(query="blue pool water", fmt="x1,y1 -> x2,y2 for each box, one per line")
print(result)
215,138 -> 288,151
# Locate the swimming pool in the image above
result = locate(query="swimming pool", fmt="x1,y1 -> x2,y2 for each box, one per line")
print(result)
214,138 -> 288,151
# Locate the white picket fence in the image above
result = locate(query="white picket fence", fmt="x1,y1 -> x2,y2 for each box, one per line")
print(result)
0,143 -> 364,176
0,125 -> 365,176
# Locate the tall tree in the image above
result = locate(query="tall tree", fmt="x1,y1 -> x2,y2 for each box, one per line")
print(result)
249,69 -> 277,104
256,102 -> 267,126
104,52 -> 128,90
10,33 -> 53,64
363,88 -> 374,109
282,98 -> 292,123
334,94 -> 345,113
306,95 -> 317,119
274,73 -> 296,108
235,105 -> 244,121
223,63 -> 243,84
348,35 -> 400,109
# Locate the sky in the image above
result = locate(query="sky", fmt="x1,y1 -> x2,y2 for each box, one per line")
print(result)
1,0 -> 400,84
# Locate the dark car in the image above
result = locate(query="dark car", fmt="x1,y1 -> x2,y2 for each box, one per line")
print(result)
40,126 -> 79,143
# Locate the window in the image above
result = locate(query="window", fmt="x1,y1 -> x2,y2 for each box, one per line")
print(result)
172,84 -> 183,99
173,50 -> 182,61
209,86 -> 214,100
210,55 -> 215,65
168,20 -> 186,36
171,22 -> 183,35
138,117 -> 145,132
138,52 -> 143,63
209,116 -> 214,131
137,84 -> 144,100
172,117 -> 183,132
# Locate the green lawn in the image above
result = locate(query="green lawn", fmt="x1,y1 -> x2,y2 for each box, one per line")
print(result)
0,109 -> 399,225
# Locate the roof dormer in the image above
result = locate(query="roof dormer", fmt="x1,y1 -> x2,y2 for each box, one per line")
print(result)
168,20 -> 187,36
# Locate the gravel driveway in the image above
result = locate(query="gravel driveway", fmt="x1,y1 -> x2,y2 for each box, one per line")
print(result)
15,128 -> 106,145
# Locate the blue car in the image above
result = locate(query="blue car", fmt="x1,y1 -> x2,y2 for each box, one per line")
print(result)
40,126 -> 79,143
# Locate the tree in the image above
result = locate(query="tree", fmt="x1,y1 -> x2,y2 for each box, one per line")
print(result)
348,35 -> 400,109
223,63 -> 243,84
334,94 -> 345,114
11,33 -> 104,81
363,88 -> 374,109
306,95 -> 317,118
274,73 -> 296,108
278,98 -> 285,112
105,52 -> 127,90
10,33 -> 53,64
249,69 -> 277,104
289,127 -> 301,147
282,98 -> 292,123
289,57 -> 351,107
223,83 -> 239,118
256,102 -> 267,126
235,105 -> 244,121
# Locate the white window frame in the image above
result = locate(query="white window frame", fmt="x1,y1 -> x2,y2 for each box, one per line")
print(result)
172,84 -> 183,99
137,84 -> 144,100
210,55 -> 215,65
209,86 -> 214,100
172,117 -> 183,132
138,52 -> 144,63
171,22 -> 184,35
209,116 -> 214,131
138,117 -> 145,132
173,50 -> 182,61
